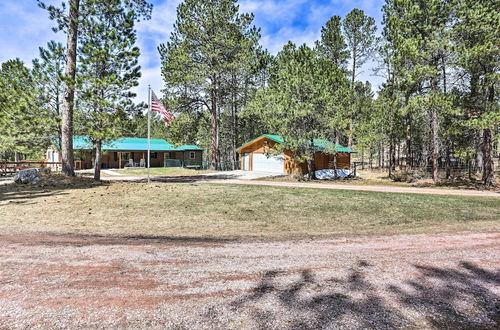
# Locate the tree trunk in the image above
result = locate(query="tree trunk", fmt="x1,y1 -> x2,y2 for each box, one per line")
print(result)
430,109 -> 439,181
405,114 -> 412,171
482,128 -> 495,185
14,152 -> 21,162
445,141 -> 452,180
93,140 -> 102,181
391,141 -> 396,177
361,150 -> 364,170
210,79 -> 219,170
231,84 -> 238,170
388,141 -> 394,179
475,130 -> 484,175
61,0 -> 80,177
377,144 -> 382,169
307,145 -> 316,180
347,51 -> 356,149
348,122 -> 353,148
381,145 -> 385,170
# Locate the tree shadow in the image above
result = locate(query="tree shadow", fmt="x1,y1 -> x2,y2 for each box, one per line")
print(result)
225,260 -> 499,329
0,174 -> 106,205
108,173 -> 242,183
1,232 -> 238,247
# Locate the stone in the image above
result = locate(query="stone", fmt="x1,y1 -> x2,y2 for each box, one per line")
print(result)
14,168 -> 41,184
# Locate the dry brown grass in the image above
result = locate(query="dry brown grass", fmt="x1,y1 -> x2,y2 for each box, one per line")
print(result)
0,174 -> 498,239
108,167 -> 214,176
262,169 -> 500,191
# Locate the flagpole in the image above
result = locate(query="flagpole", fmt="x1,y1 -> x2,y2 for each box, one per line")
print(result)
147,85 -> 151,183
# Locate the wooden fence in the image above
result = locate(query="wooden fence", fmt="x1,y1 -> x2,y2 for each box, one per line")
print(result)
0,160 -> 62,176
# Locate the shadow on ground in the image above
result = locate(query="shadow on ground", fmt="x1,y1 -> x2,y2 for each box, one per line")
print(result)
0,174 -> 107,205
218,260 -> 500,329
104,173 -> 242,183
0,232 -> 238,247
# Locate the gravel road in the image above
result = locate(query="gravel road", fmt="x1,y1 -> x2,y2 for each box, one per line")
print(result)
0,232 -> 498,329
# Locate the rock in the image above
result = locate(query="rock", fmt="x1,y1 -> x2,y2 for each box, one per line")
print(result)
14,168 -> 41,184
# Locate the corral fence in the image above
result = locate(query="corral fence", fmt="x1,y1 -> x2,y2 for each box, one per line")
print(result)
0,160 -> 62,176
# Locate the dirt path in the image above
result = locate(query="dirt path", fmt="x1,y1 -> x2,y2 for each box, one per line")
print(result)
0,232 -> 498,329
215,179 -> 500,197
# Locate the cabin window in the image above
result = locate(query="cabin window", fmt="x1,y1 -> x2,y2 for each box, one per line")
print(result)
150,152 -> 157,159
189,152 -> 196,159
114,152 -> 118,161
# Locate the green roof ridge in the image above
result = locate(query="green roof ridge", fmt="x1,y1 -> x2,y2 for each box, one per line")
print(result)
70,136 -> 203,152
237,134 -> 356,153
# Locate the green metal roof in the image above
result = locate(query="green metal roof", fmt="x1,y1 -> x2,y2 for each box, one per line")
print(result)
72,136 -> 203,152
237,134 -> 356,153
177,145 -> 204,151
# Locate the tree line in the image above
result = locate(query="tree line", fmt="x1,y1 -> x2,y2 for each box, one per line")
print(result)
0,0 -> 151,180
0,0 -> 498,184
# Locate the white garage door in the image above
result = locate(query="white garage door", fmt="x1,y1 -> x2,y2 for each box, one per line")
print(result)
252,153 -> 284,173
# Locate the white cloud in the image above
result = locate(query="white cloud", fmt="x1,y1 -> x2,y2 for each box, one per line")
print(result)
0,0 -> 385,100
239,0 -> 384,91
134,0 -> 181,101
0,0 -> 64,65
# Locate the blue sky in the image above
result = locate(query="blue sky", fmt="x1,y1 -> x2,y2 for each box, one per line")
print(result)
0,0 -> 384,102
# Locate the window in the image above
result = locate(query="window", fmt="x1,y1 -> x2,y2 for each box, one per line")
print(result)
150,152 -> 157,159
189,151 -> 196,159
114,152 -> 118,161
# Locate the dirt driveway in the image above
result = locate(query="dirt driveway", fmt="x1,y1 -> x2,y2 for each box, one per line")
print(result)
0,232 -> 498,329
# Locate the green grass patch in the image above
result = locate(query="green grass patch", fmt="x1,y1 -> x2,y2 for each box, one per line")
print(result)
0,178 -> 498,239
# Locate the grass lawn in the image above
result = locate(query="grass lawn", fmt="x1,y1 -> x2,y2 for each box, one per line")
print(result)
1,175 -> 498,239
105,167 -> 214,176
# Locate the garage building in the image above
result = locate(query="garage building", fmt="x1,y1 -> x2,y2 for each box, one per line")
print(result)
237,134 -> 356,175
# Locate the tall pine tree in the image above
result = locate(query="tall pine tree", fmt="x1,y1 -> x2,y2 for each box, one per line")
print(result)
77,0 -> 149,180
158,0 -> 259,169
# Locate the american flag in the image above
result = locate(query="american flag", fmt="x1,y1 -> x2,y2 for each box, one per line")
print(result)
151,90 -> 174,126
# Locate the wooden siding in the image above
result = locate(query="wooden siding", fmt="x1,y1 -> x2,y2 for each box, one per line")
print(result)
240,136 -> 351,174
69,149 -> 203,169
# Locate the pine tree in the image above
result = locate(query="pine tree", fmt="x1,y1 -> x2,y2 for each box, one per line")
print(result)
32,41 -> 66,149
316,16 -> 349,69
453,0 -> 499,185
342,9 -> 377,148
0,60 -> 51,158
39,0 -> 81,176
251,43 -> 348,179
158,0 -> 259,169
382,0 -> 452,181
76,0 -> 149,180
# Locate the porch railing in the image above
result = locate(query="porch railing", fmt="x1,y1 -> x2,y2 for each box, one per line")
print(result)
163,159 -> 241,171
0,160 -> 62,176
